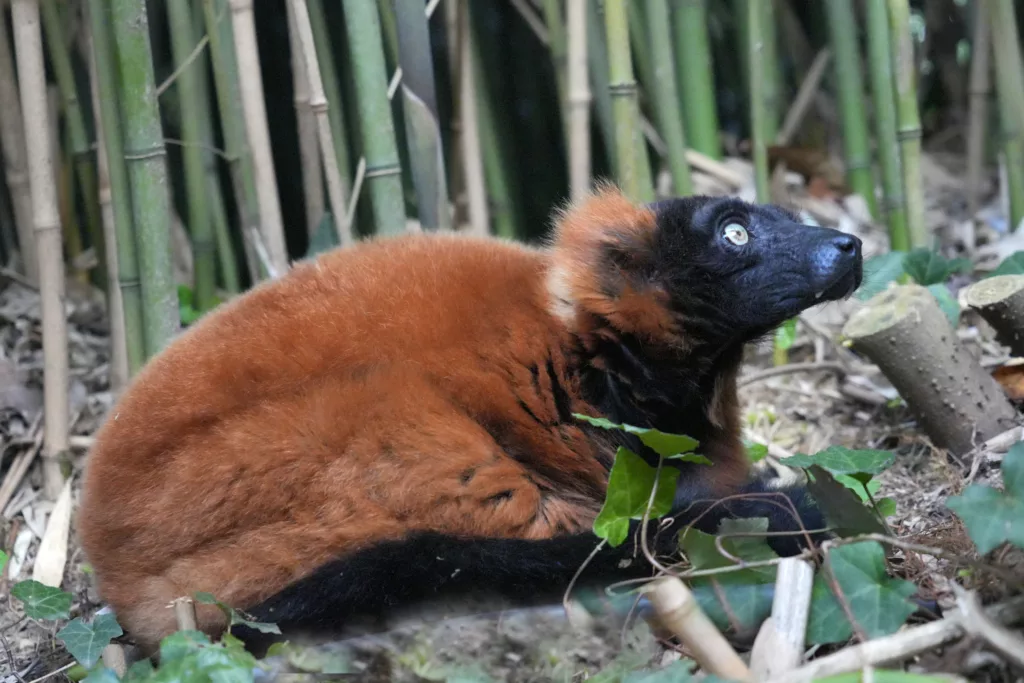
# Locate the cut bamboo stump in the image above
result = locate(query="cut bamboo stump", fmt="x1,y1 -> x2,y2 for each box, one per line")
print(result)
842,284 -> 1018,453
963,275 -> 1024,357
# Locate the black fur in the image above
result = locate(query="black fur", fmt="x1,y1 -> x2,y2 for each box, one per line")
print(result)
235,196 -> 859,652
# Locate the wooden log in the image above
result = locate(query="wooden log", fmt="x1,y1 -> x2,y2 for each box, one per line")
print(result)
962,274 -> 1024,357
842,284 -> 1018,453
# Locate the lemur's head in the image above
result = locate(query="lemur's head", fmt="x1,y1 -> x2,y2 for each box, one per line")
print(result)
548,185 -> 863,350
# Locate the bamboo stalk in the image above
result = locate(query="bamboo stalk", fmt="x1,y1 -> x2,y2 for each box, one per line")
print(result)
110,0 -> 180,357
202,0 -> 262,283
54,89 -> 85,285
966,0 -> 992,215
604,0 -> 644,201
646,0 -> 692,195
987,0 -> 1024,231
289,0 -> 353,245
586,0 -> 615,169
10,0 -> 68,500
747,0 -> 770,202
0,0 -> 36,282
394,0 -> 450,232
341,0 -> 406,236
824,0 -> 878,218
888,0 -> 927,248
306,0 -> 353,201
228,0 -> 289,274
86,34 -> 128,393
166,0 -> 216,310
453,0 -> 488,235
285,0 -> 324,237
673,0 -> 722,160
541,0 -> 568,138
566,0 -> 590,201
866,0 -> 909,250
87,0 -> 144,375
760,0 -> 781,142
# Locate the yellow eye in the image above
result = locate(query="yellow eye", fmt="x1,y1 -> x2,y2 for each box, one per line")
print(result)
723,223 -> 748,246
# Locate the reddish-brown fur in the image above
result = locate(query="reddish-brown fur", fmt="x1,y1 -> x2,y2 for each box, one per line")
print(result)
78,186 -> 751,648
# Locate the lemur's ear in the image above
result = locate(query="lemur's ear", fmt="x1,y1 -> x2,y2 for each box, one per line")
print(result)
548,184 -> 676,342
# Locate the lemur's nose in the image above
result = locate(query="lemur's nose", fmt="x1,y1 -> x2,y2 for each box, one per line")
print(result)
810,230 -> 862,281
833,234 -> 859,254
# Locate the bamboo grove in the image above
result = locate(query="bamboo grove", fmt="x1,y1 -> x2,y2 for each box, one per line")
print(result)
0,1 -> 1017,499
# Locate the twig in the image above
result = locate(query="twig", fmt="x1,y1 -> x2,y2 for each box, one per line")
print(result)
645,577 -> 754,682
155,34 -> 210,97
952,585 -> 1024,669
738,361 -> 846,387
765,596 -> 1024,683
777,48 -> 832,146
25,662 -> 75,683
1,631 -> 23,683
173,596 -> 197,631
750,557 -> 815,679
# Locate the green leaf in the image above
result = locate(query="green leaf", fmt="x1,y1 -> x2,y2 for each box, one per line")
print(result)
815,671 -> 956,683
57,613 -> 124,669
0,549 -> 7,576
573,413 -> 706,462
903,248 -> 971,285
986,251 -> 1024,278
593,447 -> 681,547
274,642 -> 354,674
691,580 -> 776,633
774,318 -> 797,351
947,440 -> 1024,554
926,283 -> 960,326
744,440 -> 768,463
158,630 -> 211,663
804,466 -> 888,536
680,517 -> 779,581
780,446 -> 895,476
856,251 -> 907,300
622,660 -> 695,683
193,592 -> 281,634
305,211 -> 340,259
807,541 -> 918,644
123,660 -> 155,683
11,579 -> 73,620
875,497 -> 898,517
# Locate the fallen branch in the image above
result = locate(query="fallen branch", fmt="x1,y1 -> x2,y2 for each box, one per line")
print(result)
738,361 -> 846,387
765,595 -> 1024,683
952,585 -> 1024,669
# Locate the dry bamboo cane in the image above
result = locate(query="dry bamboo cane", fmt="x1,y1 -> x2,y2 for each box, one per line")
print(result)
566,0 -> 591,201
228,0 -> 289,275
455,0 -> 488,235
10,0 -> 68,500
288,0 -> 352,246
0,0 -> 36,281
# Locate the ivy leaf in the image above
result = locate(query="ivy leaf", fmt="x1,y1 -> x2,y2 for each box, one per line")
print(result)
0,549 -> 7,576
986,251 -> 1024,278
194,592 -> 281,634
779,446 -> 895,476
856,251 -> 906,300
122,660 -> 155,683
927,283 -> 960,327
622,660 -> 696,683
947,440 -> 1024,554
593,447 -> 681,547
57,613 -> 124,669
11,580 -> 73,620
744,440 -> 768,463
807,541 -> 918,644
83,667 -> 121,683
573,413 -> 707,462
774,318 -> 797,351
692,580 -> 776,634
805,466 -> 888,537
903,248 -> 971,285
815,671 -> 955,683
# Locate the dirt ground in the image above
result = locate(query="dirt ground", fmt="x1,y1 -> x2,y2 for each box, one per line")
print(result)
2,151 -> 1023,682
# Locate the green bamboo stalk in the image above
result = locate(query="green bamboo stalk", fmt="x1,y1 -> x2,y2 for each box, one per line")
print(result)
887,0 -> 927,248
673,0 -> 722,160
307,0 -> 353,196
824,0 -> 878,218
375,0 -> 399,70
586,1 -> 615,169
646,0 -> 692,195
202,0 -> 262,283
604,0 -> 647,202
865,0 -> 909,251
341,0 -> 406,236
394,0 -> 450,232
39,0 -> 106,288
988,0 -> 1024,231
541,0 -> 568,136
760,0 -> 781,141
747,0 -> 770,202
87,0 -> 144,374
110,0 -> 179,356
626,1 -> 654,110
166,0 -> 215,310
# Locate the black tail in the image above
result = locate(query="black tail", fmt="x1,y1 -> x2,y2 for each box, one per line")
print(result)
233,475 -> 827,652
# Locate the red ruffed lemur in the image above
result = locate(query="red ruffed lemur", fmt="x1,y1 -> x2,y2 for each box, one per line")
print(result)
77,185 -> 862,653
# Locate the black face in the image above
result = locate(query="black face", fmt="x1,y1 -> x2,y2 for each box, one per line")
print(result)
647,195 -> 863,342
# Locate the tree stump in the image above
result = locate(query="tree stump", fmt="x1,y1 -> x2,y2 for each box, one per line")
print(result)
962,274 -> 1024,357
842,284 -> 1018,453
